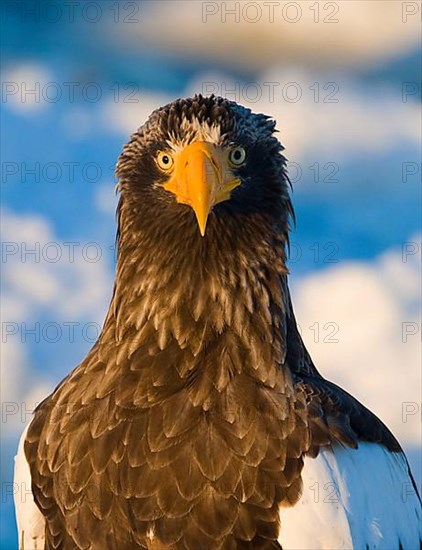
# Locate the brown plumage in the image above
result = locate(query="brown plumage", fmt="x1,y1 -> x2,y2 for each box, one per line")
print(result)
25,95 -> 400,549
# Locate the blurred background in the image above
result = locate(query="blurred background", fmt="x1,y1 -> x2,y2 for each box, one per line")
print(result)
1,1 -> 421,547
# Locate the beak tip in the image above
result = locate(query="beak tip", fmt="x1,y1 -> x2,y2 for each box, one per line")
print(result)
194,212 -> 209,237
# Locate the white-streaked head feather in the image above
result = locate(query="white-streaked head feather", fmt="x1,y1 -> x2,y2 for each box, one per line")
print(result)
166,116 -> 222,153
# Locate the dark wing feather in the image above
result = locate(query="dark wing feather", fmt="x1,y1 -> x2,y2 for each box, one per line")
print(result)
285,291 -> 401,453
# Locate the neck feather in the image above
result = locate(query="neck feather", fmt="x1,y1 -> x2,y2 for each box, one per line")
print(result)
96,203 -> 293,403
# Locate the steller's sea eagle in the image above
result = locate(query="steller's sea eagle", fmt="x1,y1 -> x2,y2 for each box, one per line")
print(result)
14,95 -> 421,549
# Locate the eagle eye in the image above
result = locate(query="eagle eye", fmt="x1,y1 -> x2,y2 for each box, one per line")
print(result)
229,146 -> 246,167
156,151 -> 174,171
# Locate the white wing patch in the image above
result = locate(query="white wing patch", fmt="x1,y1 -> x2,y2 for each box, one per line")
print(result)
14,424 -> 45,550
279,442 -> 422,550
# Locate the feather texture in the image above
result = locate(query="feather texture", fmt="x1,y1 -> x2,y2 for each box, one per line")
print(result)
15,95 -> 421,549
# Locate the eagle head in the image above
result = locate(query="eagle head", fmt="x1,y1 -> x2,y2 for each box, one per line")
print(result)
116,94 -> 292,241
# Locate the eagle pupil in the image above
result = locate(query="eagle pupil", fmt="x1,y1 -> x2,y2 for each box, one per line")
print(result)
162,155 -> 170,164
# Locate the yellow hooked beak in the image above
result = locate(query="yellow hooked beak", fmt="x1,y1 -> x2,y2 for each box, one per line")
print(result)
163,142 -> 241,236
